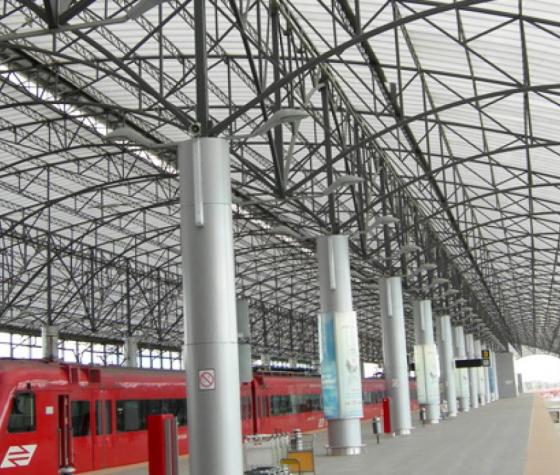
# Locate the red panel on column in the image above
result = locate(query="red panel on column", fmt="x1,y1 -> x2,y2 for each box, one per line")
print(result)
383,397 -> 392,434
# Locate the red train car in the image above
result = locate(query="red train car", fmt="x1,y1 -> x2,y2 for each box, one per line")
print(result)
0,359 -> 190,473
0,359 -> 416,474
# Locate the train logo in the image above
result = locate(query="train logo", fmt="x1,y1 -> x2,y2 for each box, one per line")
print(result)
0,445 -> 37,469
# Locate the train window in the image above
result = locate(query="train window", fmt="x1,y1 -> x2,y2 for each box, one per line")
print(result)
116,400 -> 142,432
71,401 -> 91,437
161,399 -> 187,426
8,392 -> 35,433
271,395 -> 292,416
117,399 -> 187,431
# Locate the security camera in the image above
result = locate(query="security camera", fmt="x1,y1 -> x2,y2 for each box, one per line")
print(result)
190,122 -> 202,136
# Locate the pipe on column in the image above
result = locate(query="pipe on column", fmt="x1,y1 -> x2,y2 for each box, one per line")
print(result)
316,235 -> 363,455
179,138 -> 243,475
413,300 -> 440,423
379,276 -> 412,435
453,326 -> 470,412
436,315 -> 458,417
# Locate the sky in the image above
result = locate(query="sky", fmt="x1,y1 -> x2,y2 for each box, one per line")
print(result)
516,354 -> 560,384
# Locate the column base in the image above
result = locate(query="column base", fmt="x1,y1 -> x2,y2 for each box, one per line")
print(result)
429,419 -> 440,424
397,428 -> 411,436
326,445 -> 364,456
449,412 -> 458,417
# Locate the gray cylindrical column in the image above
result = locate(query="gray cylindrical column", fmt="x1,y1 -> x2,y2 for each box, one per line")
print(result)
179,138 -> 243,475
436,315 -> 458,417
465,333 -> 479,409
490,350 -> 499,401
317,235 -> 363,455
474,339 -> 486,406
260,354 -> 271,370
413,300 -> 440,423
236,300 -> 253,383
123,336 -> 139,368
482,344 -> 491,404
453,326 -> 470,412
379,276 -> 412,435
41,325 -> 59,360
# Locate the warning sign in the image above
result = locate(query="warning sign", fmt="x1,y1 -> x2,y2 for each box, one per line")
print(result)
198,369 -> 216,391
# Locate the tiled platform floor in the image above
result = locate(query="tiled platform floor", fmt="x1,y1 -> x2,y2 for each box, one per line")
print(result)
87,394 -> 559,475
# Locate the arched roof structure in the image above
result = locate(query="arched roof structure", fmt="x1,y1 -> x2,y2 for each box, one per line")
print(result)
0,0 -> 559,362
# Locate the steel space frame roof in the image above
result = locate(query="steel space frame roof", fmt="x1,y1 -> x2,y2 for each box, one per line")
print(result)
0,0 -> 559,361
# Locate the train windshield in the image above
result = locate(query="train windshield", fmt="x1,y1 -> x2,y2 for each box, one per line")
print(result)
8,392 -> 35,433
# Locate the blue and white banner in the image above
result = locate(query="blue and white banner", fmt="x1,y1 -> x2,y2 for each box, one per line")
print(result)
319,311 -> 363,419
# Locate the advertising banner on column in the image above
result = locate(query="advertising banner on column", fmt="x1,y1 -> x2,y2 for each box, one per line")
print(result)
318,312 -> 338,418
318,311 -> 363,419
488,361 -> 496,394
414,344 -> 440,405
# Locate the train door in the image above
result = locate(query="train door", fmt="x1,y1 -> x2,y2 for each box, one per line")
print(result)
58,395 -> 74,473
92,393 -> 113,470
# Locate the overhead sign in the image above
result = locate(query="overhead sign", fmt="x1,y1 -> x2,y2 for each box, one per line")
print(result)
455,358 -> 483,368
198,369 -> 216,391
481,350 -> 491,367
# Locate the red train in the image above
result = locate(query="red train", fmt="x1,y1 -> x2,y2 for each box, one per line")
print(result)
0,359 -> 417,474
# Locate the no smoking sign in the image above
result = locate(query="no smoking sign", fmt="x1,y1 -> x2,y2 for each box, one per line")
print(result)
198,369 -> 216,391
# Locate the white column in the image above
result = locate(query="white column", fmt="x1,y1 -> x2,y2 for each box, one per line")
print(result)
483,345 -> 492,404
379,276 -> 412,435
489,350 -> 499,401
413,300 -> 440,423
317,235 -> 363,455
465,333 -> 479,409
474,339 -> 486,406
436,315 -> 458,417
41,325 -> 59,360
179,138 -> 243,475
453,326 -> 470,412
123,336 -> 139,368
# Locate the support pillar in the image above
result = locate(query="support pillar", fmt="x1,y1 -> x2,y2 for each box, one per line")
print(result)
260,354 -> 271,370
236,300 -> 252,383
124,336 -> 139,368
453,326 -> 470,412
483,345 -> 492,404
179,137 -> 243,475
474,339 -> 486,406
489,350 -> 499,401
465,333 -> 479,409
317,235 -> 363,455
413,300 -> 440,423
436,315 -> 458,417
483,366 -> 492,404
379,276 -> 412,435
495,352 -> 518,398
41,325 -> 58,361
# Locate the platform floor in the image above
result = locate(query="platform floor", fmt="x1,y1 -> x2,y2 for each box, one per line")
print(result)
89,394 -> 560,475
